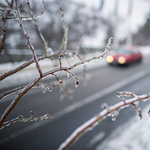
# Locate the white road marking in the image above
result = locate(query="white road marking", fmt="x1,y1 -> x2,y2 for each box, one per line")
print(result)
0,68 -> 149,144
87,132 -> 106,147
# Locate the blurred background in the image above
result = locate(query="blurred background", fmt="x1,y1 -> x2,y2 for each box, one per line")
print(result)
0,0 -> 150,150
1,1 -> 150,150
0,0 -> 150,63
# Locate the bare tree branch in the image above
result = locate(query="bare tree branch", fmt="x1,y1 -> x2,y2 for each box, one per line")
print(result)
58,91 -> 150,150
0,111 -> 52,130
0,8 -> 10,54
0,37 -> 113,129
27,0 -> 49,56
15,0 -> 43,77
0,50 -> 75,81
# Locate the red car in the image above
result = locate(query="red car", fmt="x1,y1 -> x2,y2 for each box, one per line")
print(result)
106,47 -> 142,65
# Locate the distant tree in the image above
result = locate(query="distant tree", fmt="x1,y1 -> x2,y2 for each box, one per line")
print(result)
120,14 -> 150,46
3,0 -> 101,51
136,16 -> 150,45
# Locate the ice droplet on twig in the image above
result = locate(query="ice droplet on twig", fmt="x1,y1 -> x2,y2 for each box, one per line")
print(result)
101,103 -> 109,110
75,81 -> 79,88
117,94 -> 120,98
67,73 -> 70,77
42,88 -> 47,94
111,110 -> 119,121
48,88 -> 53,92
143,98 -> 148,102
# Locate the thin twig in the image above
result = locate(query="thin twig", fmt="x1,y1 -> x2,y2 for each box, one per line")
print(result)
0,50 -> 75,81
15,0 -> 43,77
27,0 -> 49,57
0,86 -> 24,100
0,8 -> 11,54
58,92 -> 150,150
68,37 -> 113,70
59,7 -> 68,52
0,38 -> 113,128
0,111 -> 52,130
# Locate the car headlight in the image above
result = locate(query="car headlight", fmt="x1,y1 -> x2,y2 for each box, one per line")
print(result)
118,56 -> 126,64
106,55 -> 114,63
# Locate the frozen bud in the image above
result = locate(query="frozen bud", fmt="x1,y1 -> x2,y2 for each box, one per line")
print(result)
48,88 -> 53,92
59,80 -> 63,84
60,7 -> 64,11
116,91 -> 120,98
30,111 -> 34,115
75,81 -> 79,87
19,115 -> 23,119
101,103 -> 109,110
60,54 -> 63,57
148,109 -> 150,117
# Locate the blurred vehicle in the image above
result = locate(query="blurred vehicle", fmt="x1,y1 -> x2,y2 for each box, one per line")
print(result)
106,47 -> 142,66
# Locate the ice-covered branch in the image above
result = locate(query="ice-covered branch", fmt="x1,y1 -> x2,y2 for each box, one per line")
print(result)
27,0 -> 49,56
15,0 -> 43,77
0,111 -> 52,130
65,70 -> 79,87
0,6 -> 11,54
0,50 -> 75,81
0,85 -> 24,100
0,37 -> 112,128
7,0 -> 44,20
68,37 -> 113,70
59,7 -> 68,52
0,50 -> 78,82
0,0 -> 14,54
58,91 -> 150,150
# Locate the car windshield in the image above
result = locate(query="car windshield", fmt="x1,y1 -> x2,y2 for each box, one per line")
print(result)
115,49 -> 131,54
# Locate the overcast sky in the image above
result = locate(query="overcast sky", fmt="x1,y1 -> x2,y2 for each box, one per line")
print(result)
74,0 -> 150,31
73,0 -> 150,47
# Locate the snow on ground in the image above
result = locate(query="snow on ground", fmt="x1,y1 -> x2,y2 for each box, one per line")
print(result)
0,47 -> 150,90
96,105 -> 150,150
0,47 -> 150,150
0,52 -> 107,89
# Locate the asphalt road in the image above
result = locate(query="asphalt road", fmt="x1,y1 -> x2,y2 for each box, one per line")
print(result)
0,56 -> 150,150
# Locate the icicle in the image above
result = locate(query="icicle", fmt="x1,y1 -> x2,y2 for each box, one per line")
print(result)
40,84 -> 45,88
60,95 -> 64,101
148,109 -> 150,117
67,73 -> 70,77
117,94 -> 120,98
142,98 -> 148,102
88,122 -> 99,131
42,88 -> 47,94
111,110 -> 119,121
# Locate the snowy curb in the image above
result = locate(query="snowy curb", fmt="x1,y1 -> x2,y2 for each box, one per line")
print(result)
0,49 -> 150,90
0,52 -> 106,90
